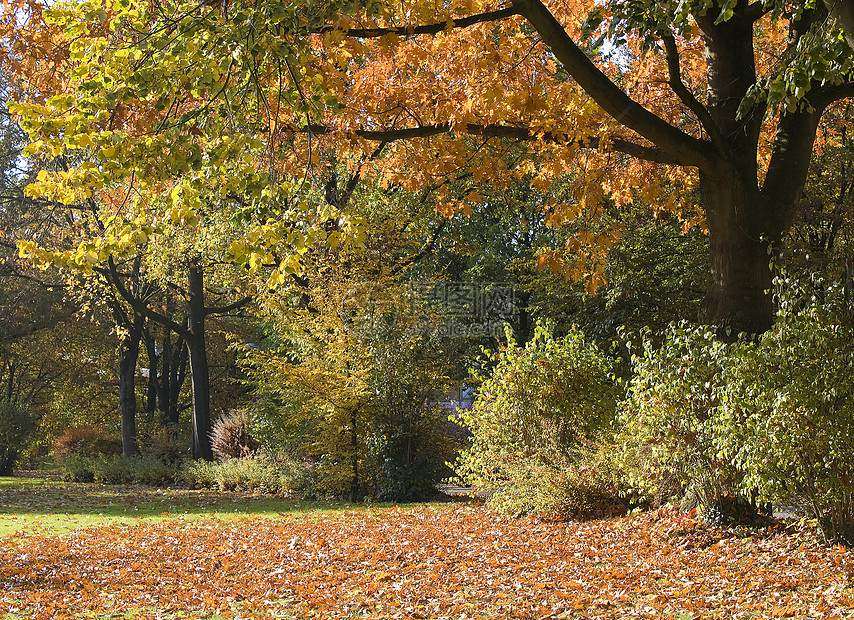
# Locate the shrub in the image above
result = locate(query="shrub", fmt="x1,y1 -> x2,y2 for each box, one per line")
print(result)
57,454 -> 178,485
454,322 -> 620,517
618,323 -> 741,509
92,455 -> 178,485
620,281 -> 854,542
143,426 -> 189,464
58,453 -> 96,482
364,403 -> 459,502
54,426 -> 122,459
0,401 -> 38,475
719,280 -> 854,543
182,452 -> 302,494
210,412 -> 260,460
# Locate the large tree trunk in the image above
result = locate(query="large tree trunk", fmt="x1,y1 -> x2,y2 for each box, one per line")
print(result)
118,312 -> 144,456
698,168 -> 779,336
187,262 -> 213,461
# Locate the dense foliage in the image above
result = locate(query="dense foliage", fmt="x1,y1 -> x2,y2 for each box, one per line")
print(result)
0,400 -> 37,475
620,279 -> 854,542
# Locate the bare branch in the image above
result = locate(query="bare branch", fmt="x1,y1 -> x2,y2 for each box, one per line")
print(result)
204,295 -> 252,316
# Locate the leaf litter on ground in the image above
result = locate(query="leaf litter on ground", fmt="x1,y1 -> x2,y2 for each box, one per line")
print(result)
2,501 -> 853,619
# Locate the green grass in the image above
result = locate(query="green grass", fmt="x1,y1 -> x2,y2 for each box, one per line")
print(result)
0,472 -> 357,537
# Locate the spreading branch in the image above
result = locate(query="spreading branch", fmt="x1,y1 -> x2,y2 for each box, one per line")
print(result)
509,0 -> 716,170
306,122 -> 683,165
660,32 -> 724,152
204,295 -> 252,316
104,258 -> 191,340
317,7 -> 521,38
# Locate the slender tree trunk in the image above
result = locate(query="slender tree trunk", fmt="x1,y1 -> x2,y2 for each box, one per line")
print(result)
118,313 -> 144,456
187,262 -> 213,461
168,335 -> 188,426
143,327 -> 159,420
5,361 -> 14,403
350,405 -> 360,503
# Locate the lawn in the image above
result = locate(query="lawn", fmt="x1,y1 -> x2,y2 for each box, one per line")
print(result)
2,473 -> 853,619
0,473 -> 346,537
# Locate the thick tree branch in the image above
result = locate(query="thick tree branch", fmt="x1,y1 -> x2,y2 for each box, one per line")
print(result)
743,2 -> 774,22
204,295 -> 252,316
661,32 -> 725,151
810,81 -> 854,109
822,0 -> 854,50
306,122 -> 683,164
762,108 -> 824,231
510,0 -> 715,170
104,258 -> 191,340
322,7 -> 521,38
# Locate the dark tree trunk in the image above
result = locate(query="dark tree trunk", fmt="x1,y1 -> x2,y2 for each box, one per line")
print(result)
5,361 -> 14,403
187,262 -> 213,461
697,168 -> 779,336
142,326 -> 159,420
118,312 -> 144,457
168,334 -> 188,426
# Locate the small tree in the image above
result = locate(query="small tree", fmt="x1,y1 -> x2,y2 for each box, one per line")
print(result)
455,322 -> 619,516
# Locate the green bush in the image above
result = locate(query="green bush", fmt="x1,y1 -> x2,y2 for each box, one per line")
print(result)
618,323 -> 740,509
92,455 -> 178,485
454,323 -> 620,517
0,401 -> 38,475
58,453 -> 96,482
364,402 -> 459,502
182,453 -> 302,494
619,282 -> 854,542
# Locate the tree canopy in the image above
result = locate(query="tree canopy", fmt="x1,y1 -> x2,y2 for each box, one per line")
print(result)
2,0 -> 851,336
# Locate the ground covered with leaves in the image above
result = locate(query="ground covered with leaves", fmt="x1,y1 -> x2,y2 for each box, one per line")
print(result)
2,498 -> 853,620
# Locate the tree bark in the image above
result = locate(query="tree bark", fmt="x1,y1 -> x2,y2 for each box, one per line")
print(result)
142,326 -> 159,420
698,168 -> 777,336
167,333 -> 188,426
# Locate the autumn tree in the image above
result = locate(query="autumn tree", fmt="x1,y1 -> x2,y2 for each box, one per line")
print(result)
321,0 -> 853,334
5,0 -> 852,347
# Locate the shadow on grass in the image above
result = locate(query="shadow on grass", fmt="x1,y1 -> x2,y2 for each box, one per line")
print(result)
0,471 -> 359,536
